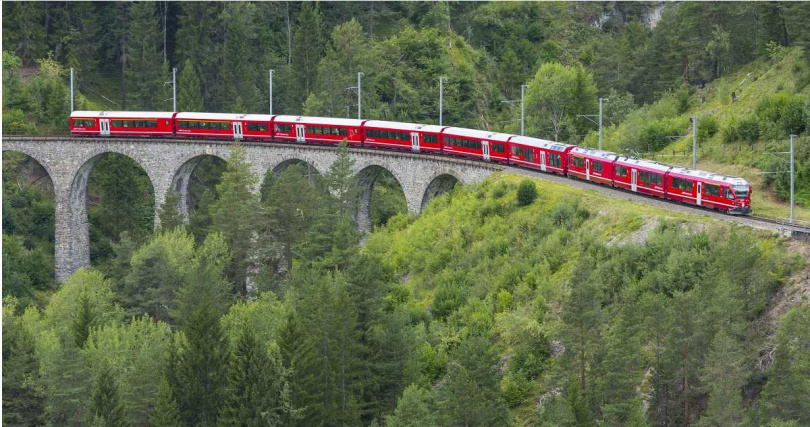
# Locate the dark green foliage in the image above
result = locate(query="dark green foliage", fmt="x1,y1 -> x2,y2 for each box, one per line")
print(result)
218,329 -> 291,426
175,297 -> 229,426
2,307 -> 45,426
150,377 -> 183,427
158,191 -> 185,231
177,58 -> 203,112
639,117 -> 688,152
278,311 -> 322,426
698,115 -> 720,139
126,1 -> 162,109
723,115 -> 760,143
759,304 -> 810,424
73,290 -> 96,348
370,172 -> 407,229
516,179 -> 538,206
386,384 -> 437,427
85,363 -> 132,427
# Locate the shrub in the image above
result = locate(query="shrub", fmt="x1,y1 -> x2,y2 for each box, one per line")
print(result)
516,179 -> 538,206
724,116 -> 760,143
698,115 -> 719,139
2,109 -> 31,134
431,282 -> 465,319
639,118 -> 686,152
756,93 -> 806,137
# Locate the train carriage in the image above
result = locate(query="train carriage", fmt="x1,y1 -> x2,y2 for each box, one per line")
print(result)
273,116 -> 365,147
666,167 -> 752,214
567,147 -> 620,184
441,127 -> 511,163
508,135 -> 575,175
613,157 -> 671,198
70,111 -> 176,137
175,112 -> 259,140
362,120 -> 446,153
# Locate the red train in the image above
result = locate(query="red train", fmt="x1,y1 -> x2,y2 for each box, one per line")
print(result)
69,110 -> 752,215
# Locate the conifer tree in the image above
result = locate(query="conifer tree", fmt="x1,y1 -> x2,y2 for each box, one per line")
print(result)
175,297 -> 229,426
219,330 -> 291,426
210,143 -> 259,296
126,1 -> 162,110
2,312 -> 45,426
150,378 -> 182,427
760,304 -> 810,424
155,60 -> 173,111
278,310 -> 323,426
85,363 -> 131,427
698,329 -> 745,427
292,2 -> 325,102
73,289 -> 95,348
221,2 -> 261,112
158,190 -> 185,231
177,58 -> 203,111
386,384 -> 437,427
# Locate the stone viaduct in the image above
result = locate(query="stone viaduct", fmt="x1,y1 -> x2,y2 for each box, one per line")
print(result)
2,137 -> 501,281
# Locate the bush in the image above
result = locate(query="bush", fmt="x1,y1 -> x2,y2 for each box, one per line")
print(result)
431,282 -> 465,319
639,118 -> 686,152
2,109 -> 31,134
698,115 -> 719,139
756,93 -> 806,137
516,179 -> 538,206
723,116 -> 760,143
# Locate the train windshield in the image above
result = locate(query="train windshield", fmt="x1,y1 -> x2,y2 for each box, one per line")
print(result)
734,185 -> 749,199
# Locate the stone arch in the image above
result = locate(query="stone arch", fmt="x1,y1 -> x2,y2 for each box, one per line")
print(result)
2,149 -> 57,187
272,158 -> 322,177
355,164 -> 407,232
170,154 -> 229,220
421,173 -> 461,211
69,151 -> 156,269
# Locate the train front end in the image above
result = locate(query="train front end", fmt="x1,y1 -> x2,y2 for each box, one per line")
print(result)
727,178 -> 752,215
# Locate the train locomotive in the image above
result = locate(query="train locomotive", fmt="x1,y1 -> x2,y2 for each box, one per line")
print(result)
69,110 -> 752,215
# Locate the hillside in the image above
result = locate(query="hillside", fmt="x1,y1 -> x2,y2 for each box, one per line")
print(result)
585,47 -> 810,221
365,173 -> 809,425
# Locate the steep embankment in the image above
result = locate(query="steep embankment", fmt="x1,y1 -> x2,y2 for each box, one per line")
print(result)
585,47 -> 810,221
366,173 -> 807,424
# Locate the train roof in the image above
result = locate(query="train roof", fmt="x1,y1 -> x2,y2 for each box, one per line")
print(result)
615,156 -> 673,173
363,120 -> 447,134
273,116 -> 365,127
443,127 -> 513,142
509,135 -> 574,152
71,111 -> 176,119
570,146 -> 620,160
175,112 -> 275,121
668,166 -> 750,187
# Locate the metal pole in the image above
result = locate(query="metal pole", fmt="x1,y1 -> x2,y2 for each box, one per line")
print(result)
172,67 -> 177,112
439,76 -> 444,126
790,134 -> 795,224
598,97 -> 603,150
520,84 -> 527,136
692,116 -> 698,169
269,69 -> 274,115
70,67 -> 74,112
357,72 -> 363,119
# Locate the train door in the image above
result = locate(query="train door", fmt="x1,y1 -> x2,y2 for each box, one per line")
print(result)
295,125 -> 306,142
233,122 -> 243,140
482,141 -> 491,161
100,119 -> 110,136
631,169 -> 638,192
585,159 -> 591,181
540,151 -> 546,172
697,182 -> 702,206
411,132 -> 420,152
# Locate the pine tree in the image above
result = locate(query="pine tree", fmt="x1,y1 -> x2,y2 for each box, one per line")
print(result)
698,329 -> 745,427
2,314 -> 45,426
126,1 -> 162,110
278,310 -> 323,426
210,144 -> 259,296
292,2 -> 325,103
85,363 -> 132,427
150,378 -> 182,427
175,297 -> 229,426
177,58 -> 203,111
73,289 -> 96,348
155,60 -> 173,111
760,304 -> 810,424
386,384 -> 437,427
175,2 -> 221,110
221,2 -> 261,112
218,330 -> 291,426
158,190 -> 185,231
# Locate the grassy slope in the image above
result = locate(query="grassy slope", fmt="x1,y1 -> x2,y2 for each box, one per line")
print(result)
585,47 -> 810,221
364,173 -> 798,422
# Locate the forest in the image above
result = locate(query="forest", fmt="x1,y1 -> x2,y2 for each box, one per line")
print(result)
3,1 -> 810,426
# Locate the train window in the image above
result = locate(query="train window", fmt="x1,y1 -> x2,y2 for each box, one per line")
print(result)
704,184 -> 721,197
639,171 -> 662,187
246,123 -> 268,132
615,165 -> 627,178
723,187 -> 734,199
549,154 -> 562,168
275,124 -> 293,133
492,143 -> 505,153
72,119 -> 95,127
423,134 -> 438,144
672,177 -> 693,192
572,156 -> 584,168
111,120 -> 158,128
592,161 -> 603,173
526,149 -> 533,162
511,145 -> 522,156
734,185 -> 748,199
